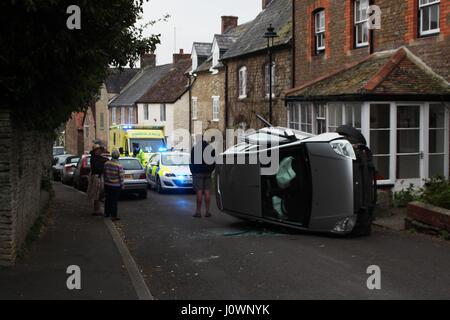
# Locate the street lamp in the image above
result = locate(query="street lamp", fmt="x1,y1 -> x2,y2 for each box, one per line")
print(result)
264,24 -> 278,125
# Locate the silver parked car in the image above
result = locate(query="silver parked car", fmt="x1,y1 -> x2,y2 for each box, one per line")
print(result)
52,154 -> 75,181
119,157 -> 148,199
215,124 -> 377,236
61,156 -> 81,185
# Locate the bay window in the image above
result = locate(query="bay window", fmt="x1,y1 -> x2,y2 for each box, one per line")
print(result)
370,104 -> 391,181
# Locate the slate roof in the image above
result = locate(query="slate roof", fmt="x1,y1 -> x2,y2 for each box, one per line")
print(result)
285,48 -> 450,101
105,68 -> 140,94
222,0 -> 292,60
137,60 -> 192,104
193,42 -> 212,58
109,64 -> 173,107
193,21 -> 252,73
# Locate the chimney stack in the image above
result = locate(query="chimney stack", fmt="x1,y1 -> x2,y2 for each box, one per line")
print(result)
221,16 -> 238,34
140,53 -> 156,69
173,49 -> 190,64
262,0 -> 272,10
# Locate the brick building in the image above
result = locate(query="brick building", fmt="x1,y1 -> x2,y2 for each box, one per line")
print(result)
190,16 -> 250,136
64,112 -> 85,155
221,0 -> 293,131
286,0 -> 450,189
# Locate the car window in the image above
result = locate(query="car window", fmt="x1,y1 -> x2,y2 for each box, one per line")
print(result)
68,157 -> 80,164
245,132 -> 288,145
119,159 -> 143,171
162,154 -> 190,166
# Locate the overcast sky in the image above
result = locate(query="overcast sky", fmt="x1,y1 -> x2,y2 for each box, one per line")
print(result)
141,0 -> 262,65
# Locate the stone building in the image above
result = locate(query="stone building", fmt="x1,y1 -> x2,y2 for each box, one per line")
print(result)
190,16 -> 250,135
286,0 -> 450,189
0,111 -> 53,266
221,0 -> 293,131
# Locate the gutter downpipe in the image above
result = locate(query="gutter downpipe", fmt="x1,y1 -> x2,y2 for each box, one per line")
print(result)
222,60 -> 229,130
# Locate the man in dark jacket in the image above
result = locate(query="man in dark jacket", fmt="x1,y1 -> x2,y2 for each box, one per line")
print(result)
190,136 -> 215,218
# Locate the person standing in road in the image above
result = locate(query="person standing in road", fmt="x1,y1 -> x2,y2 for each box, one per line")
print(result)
190,136 -> 216,218
103,149 -> 124,221
88,143 -> 109,216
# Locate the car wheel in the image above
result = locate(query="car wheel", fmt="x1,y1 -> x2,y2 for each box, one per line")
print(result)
157,177 -> 164,194
336,125 -> 367,145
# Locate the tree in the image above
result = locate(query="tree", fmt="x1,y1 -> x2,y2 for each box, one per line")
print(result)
0,0 -> 161,131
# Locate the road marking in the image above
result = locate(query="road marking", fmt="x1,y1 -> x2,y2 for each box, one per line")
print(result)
104,219 -> 154,300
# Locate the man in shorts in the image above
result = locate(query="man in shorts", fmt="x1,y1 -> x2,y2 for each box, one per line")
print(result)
190,136 -> 216,218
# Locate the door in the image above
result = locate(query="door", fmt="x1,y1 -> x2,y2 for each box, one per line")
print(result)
396,104 -> 422,186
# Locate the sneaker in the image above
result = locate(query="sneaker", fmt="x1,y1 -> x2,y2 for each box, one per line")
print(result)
205,212 -> 212,218
193,213 -> 202,218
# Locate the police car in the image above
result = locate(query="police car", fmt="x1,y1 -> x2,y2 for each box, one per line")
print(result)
145,150 -> 193,193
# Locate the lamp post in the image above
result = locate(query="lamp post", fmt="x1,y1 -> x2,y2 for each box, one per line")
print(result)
264,24 -> 278,125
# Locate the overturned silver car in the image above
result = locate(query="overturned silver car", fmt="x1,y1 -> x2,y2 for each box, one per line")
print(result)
215,124 -> 377,236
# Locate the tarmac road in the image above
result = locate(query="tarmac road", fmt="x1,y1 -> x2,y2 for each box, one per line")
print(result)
117,188 -> 450,300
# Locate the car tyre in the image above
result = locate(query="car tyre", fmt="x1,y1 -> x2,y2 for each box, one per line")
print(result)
157,177 -> 164,194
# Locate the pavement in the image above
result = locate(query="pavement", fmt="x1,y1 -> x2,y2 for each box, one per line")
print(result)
116,189 -> 450,300
0,183 -> 138,300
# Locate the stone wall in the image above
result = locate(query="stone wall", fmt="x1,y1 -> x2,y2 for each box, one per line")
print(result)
191,69 -> 226,133
0,110 -> 53,266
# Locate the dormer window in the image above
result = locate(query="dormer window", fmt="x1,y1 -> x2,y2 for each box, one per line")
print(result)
354,0 -> 369,47
419,0 -> 440,36
314,10 -> 326,54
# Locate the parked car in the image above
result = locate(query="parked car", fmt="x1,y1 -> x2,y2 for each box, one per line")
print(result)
215,124 -> 377,237
52,154 -> 74,181
73,155 -> 91,192
61,156 -> 81,185
53,146 -> 65,156
119,157 -> 148,199
146,151 -> 193,193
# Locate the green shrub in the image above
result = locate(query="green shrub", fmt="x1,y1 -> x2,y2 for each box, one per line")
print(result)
393,184 -> 420,208
420,175 -> 450,210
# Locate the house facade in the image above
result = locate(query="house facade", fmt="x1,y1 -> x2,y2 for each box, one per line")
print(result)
221,0 -> 293,131
190,16 -> 250,136
109,51 -> 192,149
286,0 -> 450,189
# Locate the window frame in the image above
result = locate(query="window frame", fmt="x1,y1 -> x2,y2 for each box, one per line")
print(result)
238,66 -> 247,99
143,104 -> 149,121
192,97 -> 198,120
419,0 -> 440,37
111,107 -> 117,125
314,10 -> 326,54
160,103 -> 167,122
354,0 -> 370,48
212,96 -> 220,122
